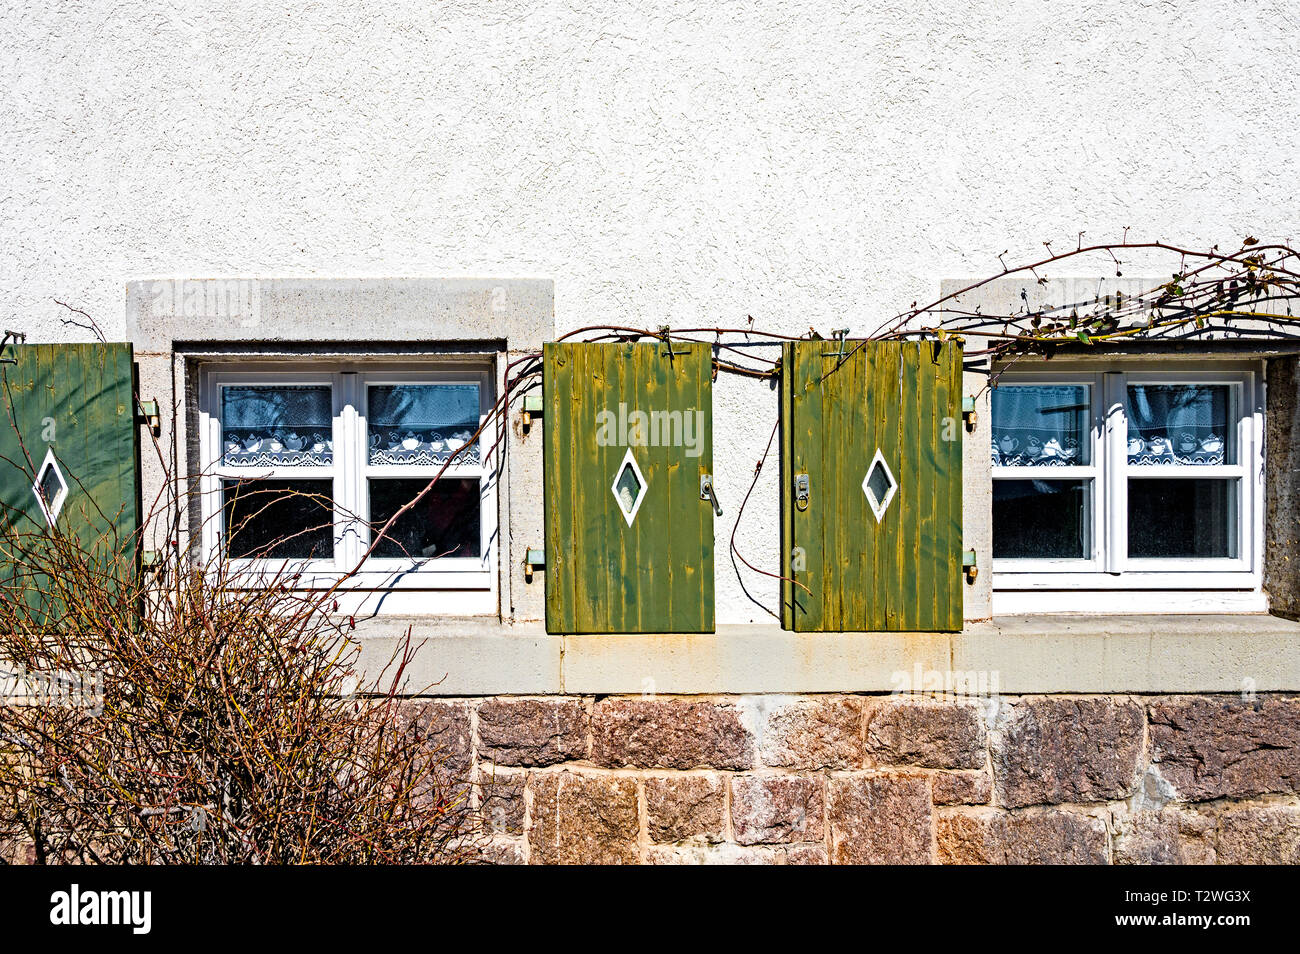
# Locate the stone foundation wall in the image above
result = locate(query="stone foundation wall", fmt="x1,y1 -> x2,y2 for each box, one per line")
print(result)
413,693 -> 1300,864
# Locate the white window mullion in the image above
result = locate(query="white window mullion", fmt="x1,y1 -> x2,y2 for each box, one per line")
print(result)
1102,371 -> 1126,573
339,370 -> 363,570
1089,371 -> 1105,569
1245,370 -> 1262,574
200,373 -> 222,562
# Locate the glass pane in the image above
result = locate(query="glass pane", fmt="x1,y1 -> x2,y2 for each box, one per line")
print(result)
222,386 -> 333,466
368,478 -> 481,559
614,462 -> 642,518
368,385 -> 481,465
1128,478 -> 1236,558
1127,385 -> 1232,465
991,385 -> 1090,466
865,459 -> 893,508
222,479 -> 334,560
38,466 -> 63,509
993,479 -> 1090,559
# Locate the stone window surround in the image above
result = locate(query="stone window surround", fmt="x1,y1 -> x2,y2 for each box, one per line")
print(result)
125,278 -> 1300,696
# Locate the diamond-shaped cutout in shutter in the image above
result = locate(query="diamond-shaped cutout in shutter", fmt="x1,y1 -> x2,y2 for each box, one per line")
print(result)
32,447 -> 69,527
611,448 -> 646,527
862,448 -> 897,523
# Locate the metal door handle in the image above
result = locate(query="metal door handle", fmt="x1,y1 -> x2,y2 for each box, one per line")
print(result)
700,474 -> 723,516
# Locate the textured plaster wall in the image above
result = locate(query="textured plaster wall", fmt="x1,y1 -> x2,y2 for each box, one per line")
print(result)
2,2 -> 1298,622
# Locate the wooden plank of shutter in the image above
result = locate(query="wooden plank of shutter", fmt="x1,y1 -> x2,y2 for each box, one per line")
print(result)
543,341 -> 714,634
781,339 -> 962,631
0,343 -> 140,616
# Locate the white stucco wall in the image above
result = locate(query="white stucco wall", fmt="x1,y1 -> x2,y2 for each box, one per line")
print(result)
2,2 -> 1297,622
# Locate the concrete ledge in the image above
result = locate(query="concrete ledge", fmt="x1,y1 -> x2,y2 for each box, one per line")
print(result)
126,277 -> 555,353
354,620 -> 562,696
350,615 -> 1300,696
562,628 -> 955,695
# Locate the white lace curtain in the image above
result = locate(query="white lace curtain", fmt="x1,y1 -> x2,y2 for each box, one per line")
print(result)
222,385 -> 333,466
368,385 -> 481,465
1127,385 -> 1229,464
991,385 -> 1090,466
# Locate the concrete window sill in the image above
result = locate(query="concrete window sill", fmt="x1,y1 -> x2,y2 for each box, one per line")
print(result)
347,613 -> 1300,696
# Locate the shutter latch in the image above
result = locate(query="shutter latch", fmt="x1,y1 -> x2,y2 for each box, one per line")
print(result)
795,473 -> 810,511
962,549 -> 978,584
699,474 -> 723,516
138,399 -> 161,436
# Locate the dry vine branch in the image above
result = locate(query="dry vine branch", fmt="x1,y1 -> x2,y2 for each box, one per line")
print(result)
873,236 -> 1300,361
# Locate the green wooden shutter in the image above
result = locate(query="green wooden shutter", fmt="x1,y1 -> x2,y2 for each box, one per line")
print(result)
0,343 -> 140,615
543,341 -> 715,634
781,339 -> 962,632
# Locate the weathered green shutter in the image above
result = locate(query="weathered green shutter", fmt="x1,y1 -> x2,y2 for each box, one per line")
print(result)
0,343 -> 140,613
543,341 -> 715,634
781,339 -> 962,631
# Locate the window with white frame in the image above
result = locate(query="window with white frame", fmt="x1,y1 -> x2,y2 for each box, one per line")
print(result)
197,361 -> 498,614
990,361 -> 1264,605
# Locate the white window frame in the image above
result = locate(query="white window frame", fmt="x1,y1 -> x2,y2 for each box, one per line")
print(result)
197,359 -> 499,616
991,359 -> 1265,612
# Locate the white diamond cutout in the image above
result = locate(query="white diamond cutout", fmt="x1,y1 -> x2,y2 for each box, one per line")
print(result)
611,448 -> 647,527
32,448 -> 69,527
862,448 -> 897,523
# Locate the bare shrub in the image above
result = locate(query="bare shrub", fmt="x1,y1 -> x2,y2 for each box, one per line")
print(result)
0,488 -> 483,864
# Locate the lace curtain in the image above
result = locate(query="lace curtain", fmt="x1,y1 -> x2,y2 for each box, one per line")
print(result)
1127,385 -> 1230,465
991,385 -> 1091,466
368,384 -> 481,465
992,383 -> 1231,467
222,386 -> 333,466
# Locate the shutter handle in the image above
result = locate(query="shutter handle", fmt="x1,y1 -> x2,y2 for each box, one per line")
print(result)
699,474 -> 723,516
795,473 -> 810,511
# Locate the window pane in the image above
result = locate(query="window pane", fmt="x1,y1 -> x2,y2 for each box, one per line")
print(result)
993,479 -> 1090,559
222,479 -> 334,560
222,386 -> 333,466
368,385 -> 481,465
1127,385 -> 1232,465
991,385 -> 1090,466
1127,478 -> 1236,558
368,478 -> 481,559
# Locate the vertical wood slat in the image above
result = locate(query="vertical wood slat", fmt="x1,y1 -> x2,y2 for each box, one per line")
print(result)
782,339 -> 963,632
543,341 -> 714,634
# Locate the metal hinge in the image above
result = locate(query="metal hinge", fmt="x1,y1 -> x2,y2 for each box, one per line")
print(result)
524,547 -> 545,583
141,549 -> 165,576
520,393 -> 543,433
137,399 -> 160,436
